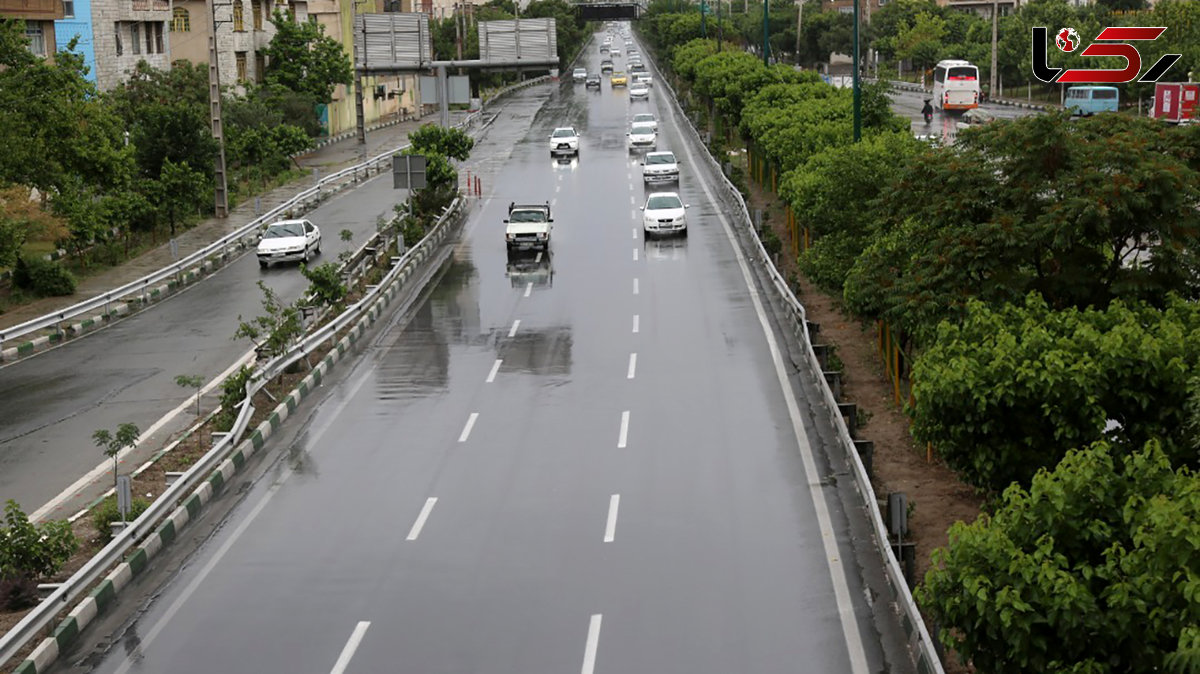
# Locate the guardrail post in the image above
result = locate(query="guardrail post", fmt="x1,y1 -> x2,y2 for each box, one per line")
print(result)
823,371 -> 842,400
854,440 -> 874,478
837,402 -> 858,438
164,471 -> 186,487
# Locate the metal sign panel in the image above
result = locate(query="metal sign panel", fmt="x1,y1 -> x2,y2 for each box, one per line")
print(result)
420,75 -> 471,104
355,13 -> 431,71
116,475 -> 132,517
392,153 -> 427,189
478,18 -> 557,64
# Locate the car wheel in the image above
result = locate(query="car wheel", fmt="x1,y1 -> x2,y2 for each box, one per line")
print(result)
680,227 -> 688,238
315,239 -> 321,255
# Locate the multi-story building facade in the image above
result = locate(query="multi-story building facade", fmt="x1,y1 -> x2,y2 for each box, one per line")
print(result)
53,0 -> 99,81
87,0 -> 170,88
1,0 -> 66,60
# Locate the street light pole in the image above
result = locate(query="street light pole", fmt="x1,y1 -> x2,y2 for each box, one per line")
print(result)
852,0 -> 861,142
762,0 -> 768,66
990,0 -> 998,100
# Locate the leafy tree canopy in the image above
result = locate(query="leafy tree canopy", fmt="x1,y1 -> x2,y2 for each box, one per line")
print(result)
263,11 -> 353,104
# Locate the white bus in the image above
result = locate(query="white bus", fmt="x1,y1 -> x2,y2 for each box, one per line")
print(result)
932,60 -> 980,111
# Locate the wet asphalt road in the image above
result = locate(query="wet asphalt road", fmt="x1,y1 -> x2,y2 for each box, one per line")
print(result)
0,170 -> 407,518
60,32 -> 914,674
888,86 -> 1040,143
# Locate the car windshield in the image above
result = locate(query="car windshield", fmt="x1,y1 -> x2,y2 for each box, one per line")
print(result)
614,72 -> 625,77
264,222 -> 304,238
647,195 -> 682,210
633,114 -> 655,123
631,125 -> 654,135
510,209 -> 547,223
646,153 -> 675,165
574,68 -> 586,74
552,128 -> 575,138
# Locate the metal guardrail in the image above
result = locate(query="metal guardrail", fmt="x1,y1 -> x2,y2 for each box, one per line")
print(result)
656,62 -> 946,673
0,113 -> 480,356
0,200 -> 467,671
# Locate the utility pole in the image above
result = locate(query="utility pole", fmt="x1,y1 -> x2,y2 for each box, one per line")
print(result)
455,1 -> 463,61
852,0 -> 861,142
762,0 -> 768,66
355,0 -> 367,148
794,0 -> 802,66
716,0 -> 721,51
990,0 -> 998,100
208,0 -> 229,217
701,0 -> 706,38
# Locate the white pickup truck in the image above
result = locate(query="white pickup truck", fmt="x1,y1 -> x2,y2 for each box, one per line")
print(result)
504,202 -> 553,251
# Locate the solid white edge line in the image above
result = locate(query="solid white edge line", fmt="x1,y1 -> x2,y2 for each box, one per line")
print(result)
111,365 -> 376,674
486,359 -> 502,383
627,353 -> 637,379
617,410 -> 630,448
581,614 -> 603,674
406,497 -> 438,541
632,314 -> 639,333
329,621 -> 372,674
604,494 -> 620,542
458,412 -> 479,442
32,349 -> 257,522
673,97 -> 871,674
524,282 -> 533,297
509,319 -> 521,337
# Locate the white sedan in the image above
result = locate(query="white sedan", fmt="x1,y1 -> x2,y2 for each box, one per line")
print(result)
549,126 -> 580,156
257,219 -> 321,268
627,123 -> 656,150
631,112 -> 657,131
630,82 -> 649,99
640,192 -> 689,237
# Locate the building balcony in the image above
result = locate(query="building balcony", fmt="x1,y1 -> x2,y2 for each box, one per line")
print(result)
0,0 -> 65,20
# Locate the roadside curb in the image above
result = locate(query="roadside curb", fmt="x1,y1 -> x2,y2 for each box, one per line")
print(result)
884,79 -> 1053,111
11,206 -> 463,674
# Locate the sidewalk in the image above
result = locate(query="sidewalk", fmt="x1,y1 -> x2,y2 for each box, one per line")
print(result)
0,111 -> 466,332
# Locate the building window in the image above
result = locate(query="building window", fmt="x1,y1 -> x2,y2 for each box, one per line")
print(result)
130,22 -> 141,55
152,21 -> 163,53
63,0 -> 74,17
172,7 -> 190,31
236,51 -> 247,81
114,22 -> 122,54
233,0 -> 245,31
255,52 -> 266,82
25,24 -> 45,56
252,0 -> 262,29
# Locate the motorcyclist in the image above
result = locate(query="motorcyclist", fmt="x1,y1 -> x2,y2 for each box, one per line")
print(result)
921,99 -> 934,123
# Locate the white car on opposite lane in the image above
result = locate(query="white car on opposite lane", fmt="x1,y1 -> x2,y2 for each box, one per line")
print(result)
256,219 -> 321,268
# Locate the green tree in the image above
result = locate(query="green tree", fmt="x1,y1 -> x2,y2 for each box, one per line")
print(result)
895,11 -> 947,76
909,294 -> 1200,492
781,131 -> 923,291
92,423 -> 141,490
843,112 -> 1200,344
0,500 -> 77,610
407,124 -> 474,161
301,261 -> 347,309
106,60 -> 216,180
234,280 -> 303,358
262,10 -> 353,104
920,441 -> 1200,673
869,0 -> 941,62
152,159 -> 210,237
175,374 -> 204,416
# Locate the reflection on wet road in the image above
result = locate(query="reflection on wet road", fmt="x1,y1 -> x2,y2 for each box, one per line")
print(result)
65,30 -> 915,674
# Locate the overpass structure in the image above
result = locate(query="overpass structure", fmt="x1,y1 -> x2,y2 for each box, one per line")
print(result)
573,0 -> 647,20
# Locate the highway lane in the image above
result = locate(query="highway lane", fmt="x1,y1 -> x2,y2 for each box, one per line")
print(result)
0,157 -> 417,518
888,85 -> 1040,142
59,32 -> 913,674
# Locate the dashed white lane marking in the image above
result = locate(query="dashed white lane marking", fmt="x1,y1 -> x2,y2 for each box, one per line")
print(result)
633,248 -> 638,261
330,622 -> 372,674
486,359 -> 502,383
627,353 -> 637,379
631,209 -> 636,218
630,195 -> 635,205
673,95 -> 871,673
633,278 -> 639,295
617,410 -> 630,448
632,227 -> 637,239
604,495 -> 620,542
406,497 -> 438,540
581,614 -> 603,674
556,184 -> 562,193
632,314 -> 639,333
525,282 -> 533,297
112,362 -> 375,674
509,319 -> 520,337
459,412 -> 479,442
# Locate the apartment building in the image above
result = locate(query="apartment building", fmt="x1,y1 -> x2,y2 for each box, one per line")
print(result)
1,0 -> 66,59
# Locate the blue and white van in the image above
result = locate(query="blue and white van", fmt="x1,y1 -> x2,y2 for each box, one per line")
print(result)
1066,86 -> 1120,116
